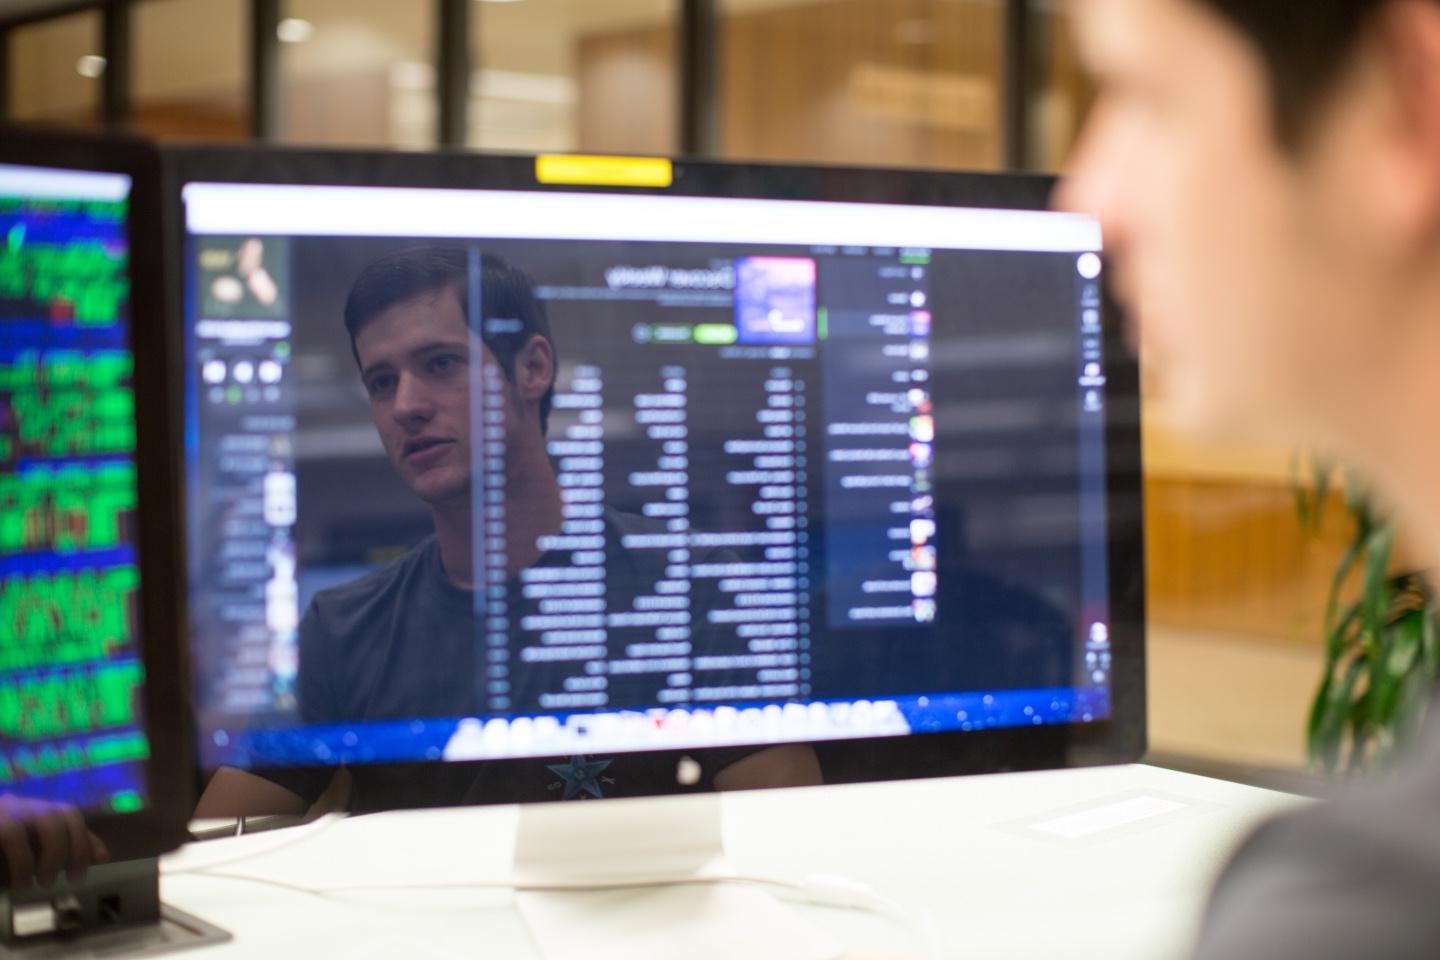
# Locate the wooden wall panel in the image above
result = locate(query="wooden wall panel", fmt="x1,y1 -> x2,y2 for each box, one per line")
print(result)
1145,477 -> 1356,644
130,100 -> 248,141
577,25 -> 677,155
715,0 -> 1002,169
576,0 -> 1007,168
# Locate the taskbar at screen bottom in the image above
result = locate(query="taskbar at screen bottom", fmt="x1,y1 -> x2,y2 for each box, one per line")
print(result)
205,686 -> 1110,770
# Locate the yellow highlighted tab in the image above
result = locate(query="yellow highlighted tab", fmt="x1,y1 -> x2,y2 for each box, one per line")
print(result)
536,154 -> 673,188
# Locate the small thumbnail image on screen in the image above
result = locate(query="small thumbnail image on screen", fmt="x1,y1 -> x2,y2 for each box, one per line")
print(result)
734,256 -> 816,345
198,236 -> 288,319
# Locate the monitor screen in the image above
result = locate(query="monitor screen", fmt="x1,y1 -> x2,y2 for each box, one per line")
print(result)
180,160 -> 1127,807
0,161 -> 154,815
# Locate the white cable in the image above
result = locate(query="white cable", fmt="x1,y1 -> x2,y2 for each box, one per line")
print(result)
165,814 -> 346,876
183,867 -> 943,957
170,817 -> 944,955
793,873 -> 944,960
184,868 -> 797,898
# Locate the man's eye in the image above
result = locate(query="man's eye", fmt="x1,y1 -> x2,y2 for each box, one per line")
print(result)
367,375 -> 395,396
429,355 -> 462,375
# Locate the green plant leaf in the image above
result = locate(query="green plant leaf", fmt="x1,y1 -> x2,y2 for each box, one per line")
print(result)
1366,598 -> 1421,731
1307,668 -> 1333,756
1359,525 -> 1396,659
1348,679 -> 1378,775
1292,450 -> 1311,529
1311,651 -> 1368,773
1324,527 -> 1369,636
1343,466 -> 1373,531
1422,603 -> 1440,677
1293,461 -> 1440,776
1312,598 -> 1367,771
1293,452 -> 1332,533
1311,457 -> 1333,531
1386,611 -> 1423,678
1323,600 -> 1364,664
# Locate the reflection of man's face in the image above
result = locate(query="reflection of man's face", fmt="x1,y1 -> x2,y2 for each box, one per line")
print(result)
354,285 -> 484,506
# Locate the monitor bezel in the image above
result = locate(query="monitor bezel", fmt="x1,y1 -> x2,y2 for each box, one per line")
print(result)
167,144 -> 1145,801
0,127 -> 193,859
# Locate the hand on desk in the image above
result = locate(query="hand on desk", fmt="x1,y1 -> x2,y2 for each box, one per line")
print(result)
0,794 -> 109,890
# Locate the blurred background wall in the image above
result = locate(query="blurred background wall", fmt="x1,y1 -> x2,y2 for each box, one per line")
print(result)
0,0 -> 1356,783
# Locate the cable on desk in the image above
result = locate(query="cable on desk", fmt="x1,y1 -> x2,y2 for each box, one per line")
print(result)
165,813 -> 347,876
183,868 -> 944,959
799,874 -> 943,960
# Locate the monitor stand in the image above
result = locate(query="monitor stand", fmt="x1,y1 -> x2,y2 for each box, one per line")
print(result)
0,858 -> 229,958
511,792 -> 840,960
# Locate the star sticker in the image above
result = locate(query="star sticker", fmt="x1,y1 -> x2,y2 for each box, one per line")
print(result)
546,755 -> 614,800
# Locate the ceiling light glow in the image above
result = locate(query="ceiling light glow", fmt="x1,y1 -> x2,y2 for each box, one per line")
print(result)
277,18 -> 315,43
75,55 -> 106,79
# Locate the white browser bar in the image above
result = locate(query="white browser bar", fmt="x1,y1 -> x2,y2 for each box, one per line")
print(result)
0,164 -> 131,201
183,182 -> 1102,253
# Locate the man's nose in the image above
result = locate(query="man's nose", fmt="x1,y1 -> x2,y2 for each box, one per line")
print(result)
1054,109 -> 1130,254
391,372 -> 434,425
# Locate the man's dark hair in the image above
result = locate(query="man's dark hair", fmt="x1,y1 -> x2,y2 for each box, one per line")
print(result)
1194,0 -> 1399,148
343,246 -> 555,432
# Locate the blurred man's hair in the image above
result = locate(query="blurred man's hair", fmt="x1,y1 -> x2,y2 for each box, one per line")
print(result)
343,246 -> 555,433
1195,0 -> 1421,148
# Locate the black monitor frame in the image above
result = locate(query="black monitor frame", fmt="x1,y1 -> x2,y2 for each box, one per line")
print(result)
0,127 -> 193,860
167,143 -> 1145,800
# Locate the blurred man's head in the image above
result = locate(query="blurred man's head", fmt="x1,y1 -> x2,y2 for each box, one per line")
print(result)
1060,0 -> 1440,459
343,248 -> 555,506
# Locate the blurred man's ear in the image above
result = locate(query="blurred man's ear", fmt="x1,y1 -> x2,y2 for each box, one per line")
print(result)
513,334 -> 555,406
1368,0 -> 1440,249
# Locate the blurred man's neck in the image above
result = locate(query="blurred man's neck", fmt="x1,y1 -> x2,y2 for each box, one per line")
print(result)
430,494 -> 475,589
1346,268 -> 1440,578
502,438 -> 565,577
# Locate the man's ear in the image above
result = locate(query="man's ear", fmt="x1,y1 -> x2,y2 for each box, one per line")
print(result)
1370,1 -> 1440,246
513,334 -> 555,403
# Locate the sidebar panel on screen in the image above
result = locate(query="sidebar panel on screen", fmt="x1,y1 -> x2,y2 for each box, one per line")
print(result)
186,236 -> 299,731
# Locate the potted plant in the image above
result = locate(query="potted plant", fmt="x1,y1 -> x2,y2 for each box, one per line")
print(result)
1297,462 -> 1440,774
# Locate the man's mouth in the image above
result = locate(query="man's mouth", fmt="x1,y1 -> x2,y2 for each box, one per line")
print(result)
403,437 -> 454,461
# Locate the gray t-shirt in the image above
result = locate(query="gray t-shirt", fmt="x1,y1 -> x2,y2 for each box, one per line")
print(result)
258,511 -> 756,812
1194,707 -> 1440,959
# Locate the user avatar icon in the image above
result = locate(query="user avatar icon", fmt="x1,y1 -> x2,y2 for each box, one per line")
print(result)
210,237 -> 281,308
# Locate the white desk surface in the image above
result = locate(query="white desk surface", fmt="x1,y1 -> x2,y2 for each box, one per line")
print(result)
161,763 -> 1303,960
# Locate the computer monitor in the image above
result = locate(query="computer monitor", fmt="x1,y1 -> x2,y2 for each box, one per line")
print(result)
0,129 -> 219,949
174,148 -> 1143,819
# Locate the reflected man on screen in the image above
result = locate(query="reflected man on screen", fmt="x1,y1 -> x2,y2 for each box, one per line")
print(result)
196,247 -> 818,817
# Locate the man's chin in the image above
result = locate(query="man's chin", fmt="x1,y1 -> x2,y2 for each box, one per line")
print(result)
1157,377 -> 1291,448
408,473 -> 472,507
